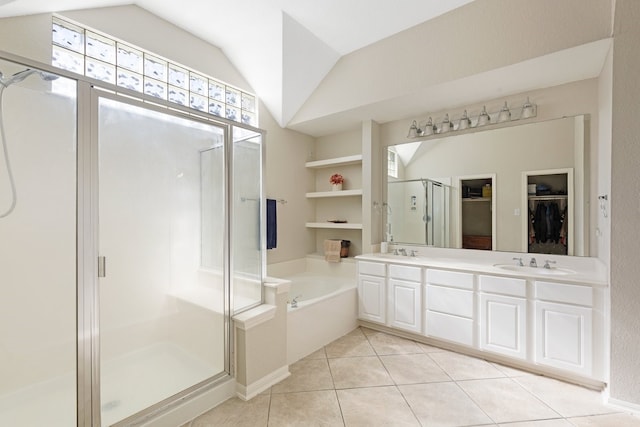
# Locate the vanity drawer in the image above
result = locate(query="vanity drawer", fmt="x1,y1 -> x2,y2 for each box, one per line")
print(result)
389,264 -> 422,282
426,310 -> 474,346
534,281 -> 593,307
426,269 -> 474,290
426,285 -> 473,318
358,261 -> 386,277
479,275 -> 526,297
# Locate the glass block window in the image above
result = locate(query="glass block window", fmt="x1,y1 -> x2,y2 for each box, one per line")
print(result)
51,16 -> 258,126
388,149 -> 398,178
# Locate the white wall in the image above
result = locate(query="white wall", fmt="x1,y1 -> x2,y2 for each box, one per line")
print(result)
609,0 -> 640,408
291,0 -> 612,126
597,44 -> 613,268
0,83 -> 77,392
261,101 -> 315,264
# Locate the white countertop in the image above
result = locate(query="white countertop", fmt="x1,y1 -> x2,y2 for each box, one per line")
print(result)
356,252 -> 608,287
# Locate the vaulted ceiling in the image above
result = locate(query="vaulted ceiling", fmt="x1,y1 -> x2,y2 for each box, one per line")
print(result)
0,0 -> 475,127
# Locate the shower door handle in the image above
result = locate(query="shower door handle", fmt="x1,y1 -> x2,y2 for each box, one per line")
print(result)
98,256 -> 106,278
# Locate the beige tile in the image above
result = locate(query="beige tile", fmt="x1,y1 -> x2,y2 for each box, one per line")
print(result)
399,382 -> 493,427
458,378 -> 560,424
337,386 -> 420,426
568,413 -> 640,426
345,327 -> 365,337
359,326 -> 379,336
191,395 -> 269,427
366,331 -> 422,355
259,387 -> 272,396
303,347 -> 327,360
268,390 -> 343,427
416,341 -> 449,353
498,419 -> 573,426
328,356 -> 394,389
429,351 -> 506,381
271,359 -> 334,393
514,375 -> 613,418
380,353 -> 450,384
324,334 -> 376,358
491,362 -> 535,377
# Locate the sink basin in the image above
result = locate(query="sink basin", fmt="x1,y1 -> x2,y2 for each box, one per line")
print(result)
493,264 -> 576,276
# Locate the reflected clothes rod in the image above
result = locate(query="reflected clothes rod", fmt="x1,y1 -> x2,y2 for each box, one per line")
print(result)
240,197 -> 287,204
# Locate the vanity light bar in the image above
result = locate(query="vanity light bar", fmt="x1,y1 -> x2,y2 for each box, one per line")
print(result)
407,97 -> 537,138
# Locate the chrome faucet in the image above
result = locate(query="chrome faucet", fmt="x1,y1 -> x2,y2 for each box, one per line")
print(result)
409,249 -> 418,257
543,260 -> 557,269
290,295 -> 301,308
398,248 -> 407,256
529,257 -> 537,268
512,257 -> 524,266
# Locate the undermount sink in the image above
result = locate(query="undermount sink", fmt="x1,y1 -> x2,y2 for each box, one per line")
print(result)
493,264 -> 576,276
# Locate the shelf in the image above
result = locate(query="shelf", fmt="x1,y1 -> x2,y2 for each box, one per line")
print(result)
528,195 -> 568,201
306,189 -> 363,198
462,197 -> 492,202
305,154 -> 363,169
306,222 -> 363,230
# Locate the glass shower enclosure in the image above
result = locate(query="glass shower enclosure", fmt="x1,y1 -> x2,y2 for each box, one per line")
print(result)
0,55 -> 264,426
386,178 -> 450,246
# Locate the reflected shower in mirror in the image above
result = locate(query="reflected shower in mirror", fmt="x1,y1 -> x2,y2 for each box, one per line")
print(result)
385,115 -> 588,256
386,178 -> 451,247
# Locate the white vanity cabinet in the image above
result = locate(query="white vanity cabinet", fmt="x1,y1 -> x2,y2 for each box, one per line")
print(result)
425,269 -> 475,346
534,280 -> 593,376
478,275 -> 527,360
357,261 -> 386,324
387,265 -> 423,334
355,254 -> 606,384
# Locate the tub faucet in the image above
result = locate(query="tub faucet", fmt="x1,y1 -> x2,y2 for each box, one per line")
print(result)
291,295 -> 301,308
529,257 -> 537,268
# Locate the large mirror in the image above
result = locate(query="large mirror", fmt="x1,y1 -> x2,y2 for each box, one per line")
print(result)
385,115 -> 588,256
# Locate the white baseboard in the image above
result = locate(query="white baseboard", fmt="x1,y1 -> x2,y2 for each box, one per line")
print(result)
236,366 -> 290,401
607,397 -> 640,415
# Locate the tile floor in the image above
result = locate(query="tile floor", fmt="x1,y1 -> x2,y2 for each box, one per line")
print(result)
185,327 -> 640,427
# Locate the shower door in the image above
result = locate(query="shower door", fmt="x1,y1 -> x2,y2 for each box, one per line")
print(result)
96,95 -> 228,425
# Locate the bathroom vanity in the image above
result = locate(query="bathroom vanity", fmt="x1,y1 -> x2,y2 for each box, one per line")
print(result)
355,250 -> 608,386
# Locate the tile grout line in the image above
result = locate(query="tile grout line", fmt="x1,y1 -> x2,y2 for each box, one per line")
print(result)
368,329 -> 424,427
265,386 -> 273,427
325,335 -> 351,427
507,375 -> 580,424
369,332 -> 415,421
425,351 -> 500,426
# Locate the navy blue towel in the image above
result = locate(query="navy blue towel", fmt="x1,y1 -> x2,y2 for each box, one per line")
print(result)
266,199 -> 277,249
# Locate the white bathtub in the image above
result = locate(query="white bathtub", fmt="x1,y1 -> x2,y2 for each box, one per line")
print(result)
283,272 -> 358,364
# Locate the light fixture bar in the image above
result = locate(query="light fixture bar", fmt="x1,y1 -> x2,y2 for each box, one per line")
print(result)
407,98 -> 537,139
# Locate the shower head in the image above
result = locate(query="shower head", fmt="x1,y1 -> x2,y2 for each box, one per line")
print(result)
0,69 -> 59,88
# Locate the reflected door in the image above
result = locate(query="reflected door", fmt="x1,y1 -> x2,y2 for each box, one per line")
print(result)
97,96 -> 227,425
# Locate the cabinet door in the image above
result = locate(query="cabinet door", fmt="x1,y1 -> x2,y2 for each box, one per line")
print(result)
480,293 -> 527,359
357,274 -> 386,324
425,311 -> 474,346
535,301 -> 593,376
388,279 -> 422,333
